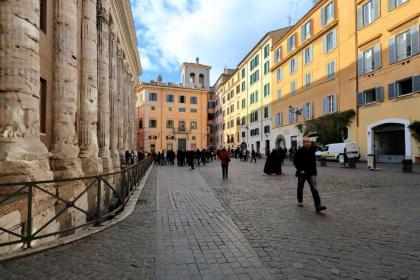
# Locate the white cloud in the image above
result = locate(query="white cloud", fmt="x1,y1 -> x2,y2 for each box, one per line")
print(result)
131,0 -> 313,84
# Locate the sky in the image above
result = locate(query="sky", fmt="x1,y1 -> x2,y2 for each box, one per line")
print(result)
130,0 -> 314,85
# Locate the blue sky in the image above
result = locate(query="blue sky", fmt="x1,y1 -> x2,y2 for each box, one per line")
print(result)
130,0 -> 314,85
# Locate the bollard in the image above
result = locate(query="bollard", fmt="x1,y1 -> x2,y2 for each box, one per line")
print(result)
402,159 -> 413,173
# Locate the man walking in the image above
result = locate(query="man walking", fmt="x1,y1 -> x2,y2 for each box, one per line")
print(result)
250,149 -> 257,163
293,138 -> 327,212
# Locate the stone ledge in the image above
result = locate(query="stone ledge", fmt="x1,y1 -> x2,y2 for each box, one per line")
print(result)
0,163 -> 154,263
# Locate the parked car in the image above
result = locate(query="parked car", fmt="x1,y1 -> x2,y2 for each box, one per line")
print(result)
316,143 -> 360,161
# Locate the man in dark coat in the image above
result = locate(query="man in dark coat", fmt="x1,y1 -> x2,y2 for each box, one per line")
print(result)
293,138 -> 327,212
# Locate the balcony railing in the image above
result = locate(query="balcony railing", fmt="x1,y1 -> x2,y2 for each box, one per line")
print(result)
0,158 -> 153,252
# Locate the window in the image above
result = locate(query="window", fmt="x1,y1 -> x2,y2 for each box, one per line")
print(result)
191,109 -> 198,113
190,96 -> 197,104
274,47 -> 282,63
166,120 -> 174,128
149,119 -> 157,128
287,34 -> 297,52
168,107 -> 172,111
241,81 -> 246,91
389,76 -> 420,99
327,60 -> 336,79
191,121 -> 198,129
302,20 -> 312,42
358,44 -> 381,75
323,95 -> 337,114
321,1 -> 335,26
289,57 -> 297,74
264,61 -> 270,75
304,45 -> 313,65
389,27 -> 420,63
264,126 -> 270,134
139,119 -> 143,129
305,72 -> 312,88
264,106 -> 269,119
237,101 -> 240,110
250,111 -> 259,123
149,92 -> 157,101
222,97 -> 225,104
277,89 -> 282,99
242,131 -> 246,138
323,29 -> 337,53
179,95 -> 185,103
250,93 -> 255,104
250,128 -> 260,136
250,70 -> 259,85
357,0 -> 380,29
179,121 -> 185,131
236,85 -> 240,94
275,112 -> 283,126
241,99 -> 246,109
231,104 -> 234,113
38,78 -> 47,134
276,67 -> 283,82
236,117 -> 241,125
357,87 -> 384,106
302,102 -> 313,119
166,94 -> 174,102
179,108 -> 186,112
250,54 -> 259,71
151,106 -> 156,111
291,81 -> 296,95
264,83 -> 270,97
255,91 -> 259,102
40,0 -> 47,33
288,108 -> 297,123
241,68 -> 246,79
388,0 -> 408,11
264,44 -> 270,59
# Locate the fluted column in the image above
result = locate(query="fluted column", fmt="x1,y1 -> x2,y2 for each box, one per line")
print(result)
109,22 -> 120,170
116,48 -> 124,155
131,83 -> 137,151
127,74 -> 133,151
97,0 -> 113,172
50,0 -> 84,179
0,0 -> 53,186
122,61 -> 129,151
78,0 -> 103,176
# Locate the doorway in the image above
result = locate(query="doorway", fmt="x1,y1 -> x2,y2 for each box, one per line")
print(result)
373,123 -> 405,163
178,139 -> 187,151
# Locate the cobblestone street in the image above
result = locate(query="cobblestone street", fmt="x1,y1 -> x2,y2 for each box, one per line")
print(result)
1,160 -> 420,279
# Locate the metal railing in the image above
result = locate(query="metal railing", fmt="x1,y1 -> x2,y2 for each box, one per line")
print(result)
0,157 -> 153,250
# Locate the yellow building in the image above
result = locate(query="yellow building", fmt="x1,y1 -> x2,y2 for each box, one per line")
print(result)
136,60 -> 210,152
356,0 -> 420,163
214,28 -> 290,154
270,0 -> 357,153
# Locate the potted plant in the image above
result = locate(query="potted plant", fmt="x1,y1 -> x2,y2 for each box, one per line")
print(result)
409,121 -> 420,163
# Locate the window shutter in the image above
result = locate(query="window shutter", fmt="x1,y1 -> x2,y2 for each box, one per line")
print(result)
302,104 -> 307,119
411,25 -> 420,55
374,44 -> 382,69
309,102 -> 313,118
332,95 -> 337,112
323,35 -> 328,54
279,113 -> 283,125
309,45 -> 313,63
323,97 -> 328,113
373,0 -> 380,21
388,0 -> 395,11
388,83 -> 396,100
358,53 -> 364,75
331,1 -> 335,19
413,75 -> 420,93
375,87 -> 384,102
357,7 -> 363,30
321,7 -> 326,26
301,25 -> 305,42
332,29 -> 337,50
388,37 -> 396,64
357,92 -> 365,106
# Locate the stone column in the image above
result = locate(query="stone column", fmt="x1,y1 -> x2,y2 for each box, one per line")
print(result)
97,0 -> 113,172
131,82 -> 137,151
50,0 -> 84,179
127,74 -> 133,151
109,22 -> 120,170
122,62 -> 129,151
0,0 -> 53,185
116,48 -> 124,156
78,0 -> 103,176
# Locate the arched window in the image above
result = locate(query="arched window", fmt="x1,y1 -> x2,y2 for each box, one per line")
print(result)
199,74 -> 205,86
190,73 -> 196,83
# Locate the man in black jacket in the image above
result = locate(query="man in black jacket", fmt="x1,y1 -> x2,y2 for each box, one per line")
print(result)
293,138 -> 327,212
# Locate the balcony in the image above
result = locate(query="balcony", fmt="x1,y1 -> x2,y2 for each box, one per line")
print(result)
173,127 -> 190,134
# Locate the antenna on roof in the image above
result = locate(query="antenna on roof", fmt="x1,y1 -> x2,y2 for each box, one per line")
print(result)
287,0 -> 299,25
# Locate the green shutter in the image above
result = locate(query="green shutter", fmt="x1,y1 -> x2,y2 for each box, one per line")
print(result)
375,87 -> 384,102
388,83 -> 396,99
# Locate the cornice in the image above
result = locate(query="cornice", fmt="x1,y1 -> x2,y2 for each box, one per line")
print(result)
110,0 -> 141,86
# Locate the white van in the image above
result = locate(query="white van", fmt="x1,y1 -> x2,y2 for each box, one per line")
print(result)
316,143 -> 360,161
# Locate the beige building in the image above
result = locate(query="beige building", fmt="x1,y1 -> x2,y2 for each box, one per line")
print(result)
0,0 -> 140,253
137,59 -> 210,152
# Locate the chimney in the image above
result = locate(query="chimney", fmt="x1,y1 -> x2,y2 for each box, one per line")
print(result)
196,57 -> 199,64
157,74 -> 162,83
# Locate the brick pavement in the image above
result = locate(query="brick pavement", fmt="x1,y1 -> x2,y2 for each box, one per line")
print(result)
1,159 -> 420,280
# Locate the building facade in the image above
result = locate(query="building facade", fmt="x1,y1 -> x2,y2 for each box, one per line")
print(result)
0,0 -> 140,253
136,60 -> 210,152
